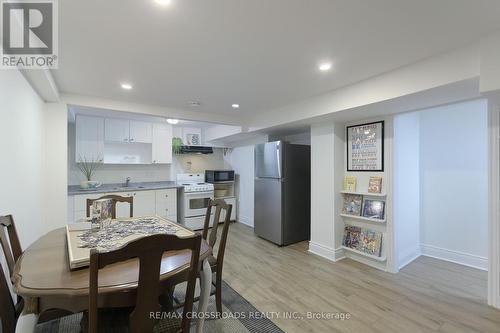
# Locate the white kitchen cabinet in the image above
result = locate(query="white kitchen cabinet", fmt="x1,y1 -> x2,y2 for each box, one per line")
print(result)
130,121 -> 152,143
105,118 -> 130,142
75,115 -> 104,163
152,123 -> 173,164
70,189 -> 177,222
131,191 -> 156,216
155,189 -> 177,221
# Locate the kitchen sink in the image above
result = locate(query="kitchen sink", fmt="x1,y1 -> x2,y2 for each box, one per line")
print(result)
112,186 -> 146,191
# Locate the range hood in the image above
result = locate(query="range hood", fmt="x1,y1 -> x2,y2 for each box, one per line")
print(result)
179,145 -> 214,154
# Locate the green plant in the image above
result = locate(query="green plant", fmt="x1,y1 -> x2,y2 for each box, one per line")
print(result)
172,137 -> 183,154
77,156 -> 101,181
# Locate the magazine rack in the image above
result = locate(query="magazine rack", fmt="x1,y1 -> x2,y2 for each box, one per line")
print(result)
337,117 -> 394,272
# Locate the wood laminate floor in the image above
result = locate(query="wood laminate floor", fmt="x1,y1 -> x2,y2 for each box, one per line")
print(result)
219,222 -> 500,333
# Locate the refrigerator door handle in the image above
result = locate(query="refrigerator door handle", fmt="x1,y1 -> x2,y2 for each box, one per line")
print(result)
276,143 -> 281,179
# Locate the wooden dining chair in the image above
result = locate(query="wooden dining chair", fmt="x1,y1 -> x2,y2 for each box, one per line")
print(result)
0,215 -> 71,325
0,215 -> 22,279
0,262 -> 21,333
86,195 -> 134,219
88,233 -> 202,333
172,199 -> 232,316
201,199 -> 232,316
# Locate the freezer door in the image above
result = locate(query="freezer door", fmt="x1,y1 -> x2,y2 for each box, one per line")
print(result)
254,141 -> 282,179
254,177 -> 283,245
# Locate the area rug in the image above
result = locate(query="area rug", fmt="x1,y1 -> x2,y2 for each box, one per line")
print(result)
35,281 -> 284,333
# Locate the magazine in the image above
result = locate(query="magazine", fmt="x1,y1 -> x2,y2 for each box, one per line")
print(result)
343,224 -> 383,257
359,229 -> 383,256
343,176 -> 357,192
342,225 -> 361,248
362,199 -> 385,220
342,194 -> 362,216
368,176 -> 382,193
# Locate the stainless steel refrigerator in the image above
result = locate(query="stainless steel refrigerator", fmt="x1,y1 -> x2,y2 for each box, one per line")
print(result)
254,141 -> 311,246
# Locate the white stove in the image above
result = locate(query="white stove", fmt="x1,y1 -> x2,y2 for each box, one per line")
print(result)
176,173 -> 214,193
177,173 -> 215,230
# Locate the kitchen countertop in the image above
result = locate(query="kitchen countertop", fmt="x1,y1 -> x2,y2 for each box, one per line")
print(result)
68,181 -> 183,196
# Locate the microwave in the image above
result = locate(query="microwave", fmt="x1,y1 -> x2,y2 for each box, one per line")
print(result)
205,170 -> 235,183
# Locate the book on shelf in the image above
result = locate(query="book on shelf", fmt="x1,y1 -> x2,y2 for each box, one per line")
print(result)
368,176 -> 383,193
343,176 -> 357,192
343,224 -> 383,257
362,199 -> 385,220
341,194 -> 362,216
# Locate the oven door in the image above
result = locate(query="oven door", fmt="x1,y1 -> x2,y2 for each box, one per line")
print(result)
184,191 -> 214,217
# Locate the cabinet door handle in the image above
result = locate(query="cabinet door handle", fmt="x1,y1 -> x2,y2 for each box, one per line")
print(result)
130,138 -> 135,142
165,208 -> 168,211
165,194 -> 168,198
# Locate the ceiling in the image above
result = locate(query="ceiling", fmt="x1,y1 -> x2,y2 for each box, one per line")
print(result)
53,0 -> 500,116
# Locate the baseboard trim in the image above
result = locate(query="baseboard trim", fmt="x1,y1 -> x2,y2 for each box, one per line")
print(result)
420,243 -> 488,271
398,246 -> 421,270
308,242 -> 345,262
237,215 -> 253,228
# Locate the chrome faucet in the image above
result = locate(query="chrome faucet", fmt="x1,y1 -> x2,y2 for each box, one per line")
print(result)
125,177 -> 131,187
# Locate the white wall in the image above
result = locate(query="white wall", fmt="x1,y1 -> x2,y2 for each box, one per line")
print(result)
44,103 -> 68,231
226,146 -> 255,227
394,112 -> 421,269
308,122 -> 338,260
419,99 -> 488,269
0,70 -> 45,248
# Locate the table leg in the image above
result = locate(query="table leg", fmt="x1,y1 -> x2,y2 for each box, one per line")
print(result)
16,297 -> 39,333
196,258 -> 212,333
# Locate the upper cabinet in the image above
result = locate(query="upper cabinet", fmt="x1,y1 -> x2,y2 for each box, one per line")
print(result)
105,118 -> 130,142
105,119 -> 152,143
76,115 -> 171,164
130,121 -> 152,143
75,115 -> 104,163
152,123 -> 173,164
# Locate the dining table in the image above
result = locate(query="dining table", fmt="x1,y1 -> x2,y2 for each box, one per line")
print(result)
12,216 -> 213,333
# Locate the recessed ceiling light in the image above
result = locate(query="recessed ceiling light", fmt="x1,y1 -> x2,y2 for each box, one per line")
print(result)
167,119 -> 179,125
231,104 -> 240,109
155,0 -> 172,6
120,83 -> 133,90
188,101 -> 201,107
318,62 -> 332,72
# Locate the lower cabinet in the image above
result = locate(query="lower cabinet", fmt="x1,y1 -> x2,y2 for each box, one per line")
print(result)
70,188 -> 177,222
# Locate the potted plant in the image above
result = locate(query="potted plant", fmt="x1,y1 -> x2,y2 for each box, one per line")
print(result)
77,156 -> 102,189
172,137 -> 183,154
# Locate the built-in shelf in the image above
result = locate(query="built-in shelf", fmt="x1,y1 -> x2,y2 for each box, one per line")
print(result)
340,214 -> 386,223
342,246 -> 387,262
340,190 -> 387,197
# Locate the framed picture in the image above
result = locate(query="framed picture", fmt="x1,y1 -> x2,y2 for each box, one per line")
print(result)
185,133 -> 201,146
346,121 -> 384,171
362,199 -> 385,220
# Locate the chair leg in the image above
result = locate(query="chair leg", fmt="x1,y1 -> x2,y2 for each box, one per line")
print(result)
215,273 -> 222,317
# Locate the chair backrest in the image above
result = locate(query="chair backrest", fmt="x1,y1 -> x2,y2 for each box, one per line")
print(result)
86,195 -> 134,219
202,199 -> 232,266
0,262 -> 16,333
88,233 -> 202,333
0,215 -> 22,279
